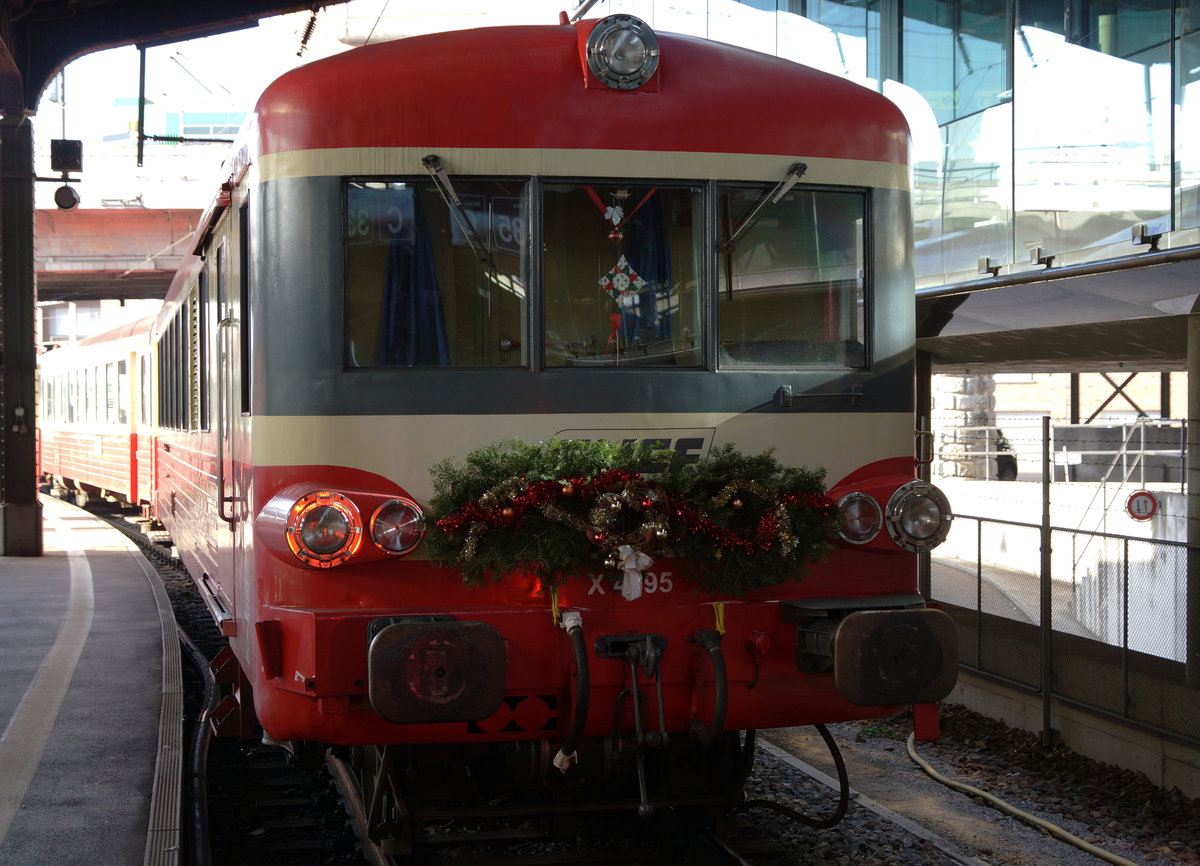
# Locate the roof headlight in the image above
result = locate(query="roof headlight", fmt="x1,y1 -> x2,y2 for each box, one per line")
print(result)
586,15 -> 660,91
885,481 -> 952,552
370,498 -> 425,556
838,492 -> 883,544
287,490 -> 362,567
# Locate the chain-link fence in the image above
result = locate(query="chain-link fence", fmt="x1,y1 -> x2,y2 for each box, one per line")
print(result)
929,418 -> 1200,745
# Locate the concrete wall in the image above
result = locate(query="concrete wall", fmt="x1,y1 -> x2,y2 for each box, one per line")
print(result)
950,670 -> 1200,799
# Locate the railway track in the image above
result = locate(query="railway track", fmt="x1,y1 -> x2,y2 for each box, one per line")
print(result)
324,747 -> 787,865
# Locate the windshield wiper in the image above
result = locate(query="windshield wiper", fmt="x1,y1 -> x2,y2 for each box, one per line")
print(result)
421,153 -> 493,265
720,161 -> 808,253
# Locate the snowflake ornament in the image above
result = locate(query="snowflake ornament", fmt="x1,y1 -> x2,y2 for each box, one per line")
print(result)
599,255 -> 647,305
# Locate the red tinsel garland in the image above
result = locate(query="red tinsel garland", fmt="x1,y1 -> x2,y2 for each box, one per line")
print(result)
436,472 -> 837,559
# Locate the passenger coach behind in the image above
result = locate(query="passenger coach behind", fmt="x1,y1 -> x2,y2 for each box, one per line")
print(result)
42,12 -> 957,843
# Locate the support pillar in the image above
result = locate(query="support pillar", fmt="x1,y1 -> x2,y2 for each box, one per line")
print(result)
0,115 -> 41,556
916,350 -> 932,600
1187,313 -> 1200,685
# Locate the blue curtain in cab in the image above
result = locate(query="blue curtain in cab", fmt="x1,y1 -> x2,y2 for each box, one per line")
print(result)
378,189 -> 450,366
622,194 -> 672,342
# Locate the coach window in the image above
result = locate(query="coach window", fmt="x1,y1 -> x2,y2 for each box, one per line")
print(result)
346,180 -> 527,368
117,360 -> 128,426
140,356 -> 150,428
104,362 -> 115,425
717,186 -> 866,368
543,182 -> 702,367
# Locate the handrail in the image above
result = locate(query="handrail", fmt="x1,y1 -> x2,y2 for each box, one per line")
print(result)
216,317 -> 238,525
952,511 -> 1197,548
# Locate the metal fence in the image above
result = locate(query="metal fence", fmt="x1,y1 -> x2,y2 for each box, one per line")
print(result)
928,416 -> 1200,747
933,517 -> 1188,662
935,418 -> 1187,488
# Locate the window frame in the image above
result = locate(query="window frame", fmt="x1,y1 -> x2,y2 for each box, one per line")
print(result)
343,175 -> 532,371
341,175 -> 874,375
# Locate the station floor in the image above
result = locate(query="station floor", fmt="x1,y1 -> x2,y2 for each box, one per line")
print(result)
0,495 -> 179,866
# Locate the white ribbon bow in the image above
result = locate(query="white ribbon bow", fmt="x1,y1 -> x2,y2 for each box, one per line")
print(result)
617,544 -> 652,601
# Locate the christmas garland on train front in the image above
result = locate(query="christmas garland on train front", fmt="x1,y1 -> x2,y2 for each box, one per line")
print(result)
424,439 -> 841,597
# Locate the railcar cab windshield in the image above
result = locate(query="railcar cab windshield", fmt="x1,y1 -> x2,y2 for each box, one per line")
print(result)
344,174 -> 867,371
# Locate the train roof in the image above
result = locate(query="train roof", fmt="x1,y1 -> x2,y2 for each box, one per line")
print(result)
252,21 -> 909,169
39,313 -> 155,368
76,313 -> 155,347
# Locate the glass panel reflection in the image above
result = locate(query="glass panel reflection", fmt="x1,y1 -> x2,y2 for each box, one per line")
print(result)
1014,0 -> 1172,257
1180,0 -> 1200,228
718,186 -> 866,368
346,181 -> 528,368
542,183 -> 702,367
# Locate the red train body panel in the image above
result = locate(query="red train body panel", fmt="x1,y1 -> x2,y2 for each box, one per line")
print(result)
39,16 -> 955,814
255,25 -> 908,164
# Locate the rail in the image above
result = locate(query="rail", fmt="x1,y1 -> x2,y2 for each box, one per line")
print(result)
935,420 -> 1187,490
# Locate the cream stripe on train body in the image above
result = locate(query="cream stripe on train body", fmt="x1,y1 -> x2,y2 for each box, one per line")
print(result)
253,146 -> 910,192
252,411 -> 913,506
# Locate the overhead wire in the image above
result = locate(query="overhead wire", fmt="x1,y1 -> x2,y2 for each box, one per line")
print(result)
364,0 -> 390,46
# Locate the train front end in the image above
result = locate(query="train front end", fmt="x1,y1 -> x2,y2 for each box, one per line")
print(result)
205,14 -> 955,796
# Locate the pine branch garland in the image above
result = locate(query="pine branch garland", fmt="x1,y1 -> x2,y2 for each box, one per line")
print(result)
424,439 -> 841,596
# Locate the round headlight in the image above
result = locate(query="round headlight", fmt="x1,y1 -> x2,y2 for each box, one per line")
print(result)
885,481 -> 952,553
370,498 -> 425,555
586,15 -> 660,91
838,492 -> 883,544
287,491 -> 362,567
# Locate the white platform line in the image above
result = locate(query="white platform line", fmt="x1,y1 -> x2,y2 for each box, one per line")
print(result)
0,509 -> 95,846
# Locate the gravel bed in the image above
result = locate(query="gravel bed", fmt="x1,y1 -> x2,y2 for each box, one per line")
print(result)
747,707 -> 1199,865
742,731 -> 965,865
916,704 -> 1200,863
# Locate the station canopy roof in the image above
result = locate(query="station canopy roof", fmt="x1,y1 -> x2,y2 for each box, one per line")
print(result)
917,248 -> 1200,374
0,0 -> 333,115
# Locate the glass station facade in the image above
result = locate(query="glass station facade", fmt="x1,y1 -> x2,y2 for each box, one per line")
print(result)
619,0 -> 1200,289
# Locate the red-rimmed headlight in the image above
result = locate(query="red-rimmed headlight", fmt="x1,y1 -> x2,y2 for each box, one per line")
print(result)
838,491 -> 882,544
370,498 -> 424,555
286,490 -> 362,567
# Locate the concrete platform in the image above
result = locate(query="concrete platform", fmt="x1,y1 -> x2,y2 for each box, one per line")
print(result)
0,495 -> 180,866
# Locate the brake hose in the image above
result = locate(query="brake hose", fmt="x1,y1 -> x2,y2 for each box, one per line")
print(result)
906,732 -> 1140,866
689,629 -> 728,747
553,611 -> 590,772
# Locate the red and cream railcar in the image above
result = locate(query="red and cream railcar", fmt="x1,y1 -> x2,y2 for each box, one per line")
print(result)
94,14 -> 956,826
38,316 -> 154,508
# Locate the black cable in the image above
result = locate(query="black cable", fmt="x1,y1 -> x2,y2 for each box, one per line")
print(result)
178,626 -> 217,866
555,621 -> 590,768
740,723 -> 850,829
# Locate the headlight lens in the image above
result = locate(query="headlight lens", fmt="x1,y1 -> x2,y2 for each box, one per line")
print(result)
838,492 -> 883,544
586,15 -> 660,91
287,491 -> 362,567
370,498 -> 424,555
885,481 -> 952,552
